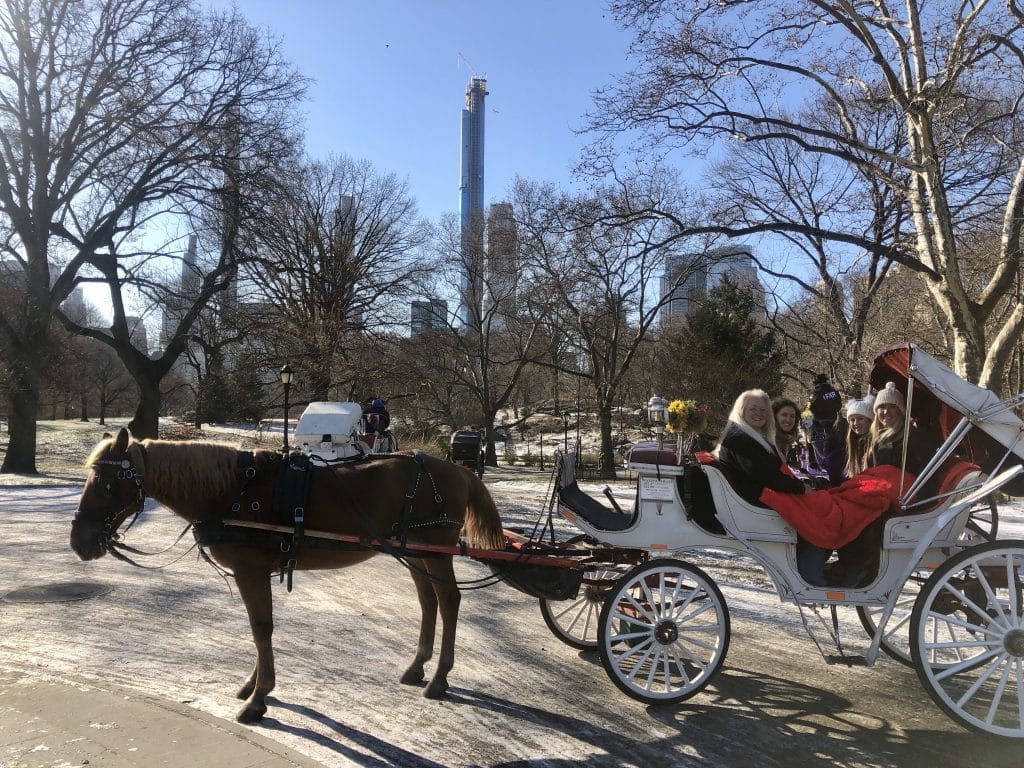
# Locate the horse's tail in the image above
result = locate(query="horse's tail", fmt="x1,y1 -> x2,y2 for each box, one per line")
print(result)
463,471 -> 505,551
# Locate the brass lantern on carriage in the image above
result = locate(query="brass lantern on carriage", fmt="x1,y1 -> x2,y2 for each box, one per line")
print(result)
647,395 -> 669,444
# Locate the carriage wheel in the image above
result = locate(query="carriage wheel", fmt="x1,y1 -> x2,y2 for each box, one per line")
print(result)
540,565 -> 627,650
597,559 -> 729,704
910,540 -> 1024,738
963,494 -> 999,542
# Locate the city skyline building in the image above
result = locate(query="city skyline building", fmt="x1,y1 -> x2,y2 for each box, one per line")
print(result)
483,201 -> 517,322
124,314 -> 149,355
660,245 -> 765,327
410,298 -> 448,335
160,233 -> 201,351
459,76 -> 488,327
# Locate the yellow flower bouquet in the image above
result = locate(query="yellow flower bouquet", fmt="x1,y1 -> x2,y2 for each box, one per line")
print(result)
666,399 -> 709,435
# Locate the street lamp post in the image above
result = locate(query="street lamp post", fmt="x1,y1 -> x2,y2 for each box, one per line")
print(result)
280,364 -> 295,454
562,411 -> 570,453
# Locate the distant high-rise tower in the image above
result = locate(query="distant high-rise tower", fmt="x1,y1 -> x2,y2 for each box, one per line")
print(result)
459,76 -> 488,327
410,298 -> 448,335
484,202 -> 517,320
161,234 -> 201,350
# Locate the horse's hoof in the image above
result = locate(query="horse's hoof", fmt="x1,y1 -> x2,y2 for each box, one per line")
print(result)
423,680 -> 448,699
400,668 -> 425,686
236,682 -> 255,700
236,702 -> 267,723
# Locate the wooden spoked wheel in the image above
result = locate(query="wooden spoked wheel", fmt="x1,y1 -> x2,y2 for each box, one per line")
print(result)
963,494 -> 999,542
597,559 -> 729,704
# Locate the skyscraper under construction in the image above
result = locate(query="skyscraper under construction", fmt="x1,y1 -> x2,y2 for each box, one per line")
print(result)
459,76 -> 488,327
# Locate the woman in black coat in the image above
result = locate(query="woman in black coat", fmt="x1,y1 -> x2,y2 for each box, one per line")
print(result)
716,389 -> 817,581
716,389 -> 807,505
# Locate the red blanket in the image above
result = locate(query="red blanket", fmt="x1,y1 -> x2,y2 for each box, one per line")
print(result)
759,465 -> 913,549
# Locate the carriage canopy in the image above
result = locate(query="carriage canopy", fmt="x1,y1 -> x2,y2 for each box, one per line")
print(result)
869,343 -> 1024,495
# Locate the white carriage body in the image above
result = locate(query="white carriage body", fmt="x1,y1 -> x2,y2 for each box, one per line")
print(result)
293,401 -> 367,461
559,444 -> 1009,608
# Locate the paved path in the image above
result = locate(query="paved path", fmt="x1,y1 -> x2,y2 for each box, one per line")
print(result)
0,670 -> 325,768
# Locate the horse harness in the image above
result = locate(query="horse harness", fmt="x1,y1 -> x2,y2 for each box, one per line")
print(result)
84,448 -> 196,569
194,449 -> 457,591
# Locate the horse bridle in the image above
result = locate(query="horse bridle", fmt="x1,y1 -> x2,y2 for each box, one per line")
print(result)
81,454 -> 148,550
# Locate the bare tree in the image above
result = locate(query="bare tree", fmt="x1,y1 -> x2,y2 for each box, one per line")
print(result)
403,211 -> 554,466
515,178 -> 699,476
714,109 -> 906,385
0,0 -> 305,470
590,0 -> 1024,390
245,155 -> 431,401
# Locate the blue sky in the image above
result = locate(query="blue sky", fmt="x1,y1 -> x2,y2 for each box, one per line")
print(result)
209,0 -> 634,223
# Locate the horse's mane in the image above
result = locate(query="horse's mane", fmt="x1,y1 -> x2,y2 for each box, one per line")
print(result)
139,439 -> 246,502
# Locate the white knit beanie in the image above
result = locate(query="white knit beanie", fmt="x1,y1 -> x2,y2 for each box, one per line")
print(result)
846,396 -> 875,420
873,382 -> 905,413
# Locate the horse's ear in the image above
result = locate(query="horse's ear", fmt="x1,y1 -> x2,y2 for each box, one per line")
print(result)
101,432 -> 112,440
114,427 -> 131,453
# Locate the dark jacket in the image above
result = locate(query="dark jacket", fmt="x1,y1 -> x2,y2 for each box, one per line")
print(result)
717,423 -> 807,505
867,425 -> 937,499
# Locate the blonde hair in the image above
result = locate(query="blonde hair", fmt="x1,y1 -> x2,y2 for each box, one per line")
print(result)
727,389 -> 776,444
867,404 -> 905,464
845,428 -> 871,477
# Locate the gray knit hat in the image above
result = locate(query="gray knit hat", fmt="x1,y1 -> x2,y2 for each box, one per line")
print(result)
873,382 -> 906,413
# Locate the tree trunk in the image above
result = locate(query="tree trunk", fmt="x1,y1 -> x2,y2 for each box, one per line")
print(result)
1,373 -> 40,474
127,376 -> 162,439
484,414 -> 499,467
80,393 -> 89,422
599,407 -> 616,479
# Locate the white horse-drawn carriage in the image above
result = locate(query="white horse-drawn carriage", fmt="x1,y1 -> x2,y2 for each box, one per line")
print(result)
292,401 -> 397,460
534,343 -> 1024,739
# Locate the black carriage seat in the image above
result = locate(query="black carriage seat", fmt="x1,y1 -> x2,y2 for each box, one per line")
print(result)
882,460 -> 987,548
695,453 -> 797,543
555,452 -> 637,532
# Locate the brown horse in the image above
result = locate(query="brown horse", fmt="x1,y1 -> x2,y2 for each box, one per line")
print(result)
71,427 -> 505,723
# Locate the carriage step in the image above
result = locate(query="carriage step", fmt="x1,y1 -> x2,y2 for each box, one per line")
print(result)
824,654 -> 869,667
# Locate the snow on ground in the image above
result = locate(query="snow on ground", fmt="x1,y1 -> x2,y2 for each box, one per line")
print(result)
2,451 -> 1024,766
